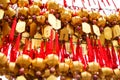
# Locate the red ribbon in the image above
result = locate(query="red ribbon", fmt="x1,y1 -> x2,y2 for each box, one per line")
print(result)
9,18 -> 17,42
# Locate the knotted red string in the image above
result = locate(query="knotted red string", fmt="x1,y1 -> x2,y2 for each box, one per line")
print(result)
9,18 -> 17,42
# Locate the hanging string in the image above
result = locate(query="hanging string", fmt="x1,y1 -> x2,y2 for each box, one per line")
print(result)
112,0 -> 117,10
106,0 -> 110,6
93,0 -> 96,5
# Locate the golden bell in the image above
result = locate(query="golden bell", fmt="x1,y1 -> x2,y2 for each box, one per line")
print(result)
59,62 -> 69,72
32,58 -> 45,70
0,52 -> 8,66
81,71 -> 92,80
9,62 -> 18,74
16,75 -> 26,80
16,54 -> 32,68
45,54 -> 59,66
65,58 -> 73,68
70,61 -> 83,72
101,67 -> 113,76
88,62 -> 100,72
114,68 -> 120,78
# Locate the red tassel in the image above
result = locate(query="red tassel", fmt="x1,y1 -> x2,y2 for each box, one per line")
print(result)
83,55 -> 88,70
59,43 -> 65,62
118,49 -> 120,66
39,41 -> 45,59
86,37 -> 94,62
76,39 -> 85,63
111,46 -> 118,69
97,39 -> 105,67
49,29 -> 54,53
55,31 -> 59,55
70,36 -> 77,61
45,40 -> 49,56
9,18 -> 17,42
106,45 -> 113,68
10,34 -> 21,62
14,34 -> 21,51
45,29 -> 53,56
23,39 -> 29,55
